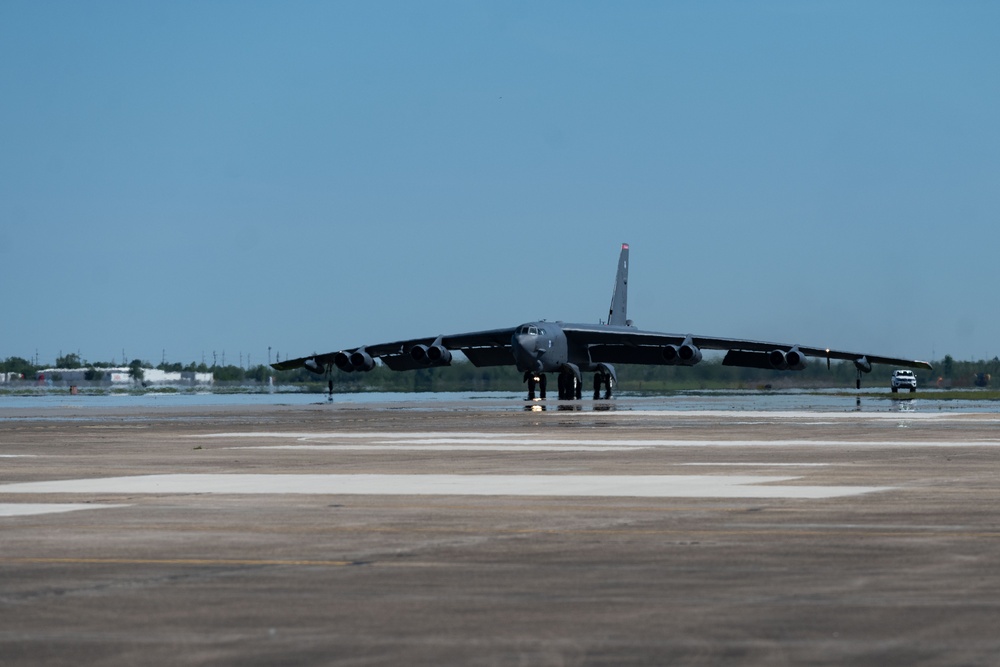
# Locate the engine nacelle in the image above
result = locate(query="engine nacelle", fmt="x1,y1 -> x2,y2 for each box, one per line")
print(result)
662,345 -> 680,364
409,343 -> 452,367
854,356 -> 872,374
333,351 -> 354,373
348,349 -> 376,372
785,347 -> 806,371
409,344 -> 429,364
426,344 -> 452,366
769,347 -> 807,371
662,338 -> 702,366
334,348 -> 376,372
304,357 -> 326,374
678,342 -> 702,366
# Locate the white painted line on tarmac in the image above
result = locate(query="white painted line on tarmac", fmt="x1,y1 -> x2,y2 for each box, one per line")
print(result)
0,474 -> 890,499
234,444 -> 647,452
680,462 -> 831,467
202,432 -> 1000,449
0,503 -> 129,517
556,410 -> 994,421
192,432 -> 527,439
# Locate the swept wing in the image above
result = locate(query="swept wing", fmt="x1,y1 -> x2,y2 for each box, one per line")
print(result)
273,327 -> 516,373
562,324 -> 933,370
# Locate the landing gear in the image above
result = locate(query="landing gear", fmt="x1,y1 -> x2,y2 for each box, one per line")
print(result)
557,372 -> 583,400
524,372 -> 547,400
855,369 -> 863,410
328,378 -> 334,402
593,372 -> 612,400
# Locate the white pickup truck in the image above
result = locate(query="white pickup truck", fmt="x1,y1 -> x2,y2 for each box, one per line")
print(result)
891,370 -> 918,393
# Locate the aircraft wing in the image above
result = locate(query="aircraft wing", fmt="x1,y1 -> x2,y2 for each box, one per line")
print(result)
272,326 -> 517,373
562,324 -> 933,371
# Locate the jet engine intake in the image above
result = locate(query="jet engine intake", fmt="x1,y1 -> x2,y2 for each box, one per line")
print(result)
678,342 -> 702,366
426,344 -> 452,365
662,338 -> 702,366
349,349 -> 376,372
662,345 -> 680,364
768,347 -> 807,371
333,351 -> 354,373
854,356 -> 872,374
409,343 -> 452,367
334,349 -> 376,372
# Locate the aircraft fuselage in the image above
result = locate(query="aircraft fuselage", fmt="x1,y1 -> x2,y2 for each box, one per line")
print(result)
512,321 -> 607,374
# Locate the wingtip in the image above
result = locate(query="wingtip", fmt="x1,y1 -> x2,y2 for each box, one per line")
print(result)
270,360 -> 301,372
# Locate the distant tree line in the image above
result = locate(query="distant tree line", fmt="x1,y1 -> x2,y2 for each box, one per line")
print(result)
4,353 -> 997,391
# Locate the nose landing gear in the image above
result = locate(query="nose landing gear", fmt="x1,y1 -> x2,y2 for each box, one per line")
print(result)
524,372 -> 547,400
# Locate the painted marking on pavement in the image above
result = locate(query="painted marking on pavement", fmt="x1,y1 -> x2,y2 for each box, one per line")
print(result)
0,503 -> 129,517
0,474 -> 890,499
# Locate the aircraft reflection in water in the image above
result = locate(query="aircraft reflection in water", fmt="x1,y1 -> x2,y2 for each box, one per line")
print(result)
274,244 -> 932,402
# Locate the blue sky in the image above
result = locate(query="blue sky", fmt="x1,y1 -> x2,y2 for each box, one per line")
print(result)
1,2 -> 997,368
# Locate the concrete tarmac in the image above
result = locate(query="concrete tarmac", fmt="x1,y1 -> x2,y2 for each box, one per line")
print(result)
1,400 -> 998,665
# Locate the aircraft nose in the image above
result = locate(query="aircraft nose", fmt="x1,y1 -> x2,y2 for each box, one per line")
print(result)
511,333 -> 542,371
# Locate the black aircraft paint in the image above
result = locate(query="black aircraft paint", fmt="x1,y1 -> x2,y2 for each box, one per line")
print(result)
274,244 -> 933,401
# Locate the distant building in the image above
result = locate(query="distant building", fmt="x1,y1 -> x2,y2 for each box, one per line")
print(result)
35,368 -> 213,386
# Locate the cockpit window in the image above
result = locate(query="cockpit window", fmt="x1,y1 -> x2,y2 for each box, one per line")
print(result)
518,325 -> 540,335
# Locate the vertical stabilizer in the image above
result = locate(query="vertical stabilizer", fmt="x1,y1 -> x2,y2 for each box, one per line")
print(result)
607,243 -> 629,326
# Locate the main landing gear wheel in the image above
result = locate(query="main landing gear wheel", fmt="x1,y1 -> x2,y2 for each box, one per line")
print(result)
593,372 -> 612,400
557,373 -> 582,400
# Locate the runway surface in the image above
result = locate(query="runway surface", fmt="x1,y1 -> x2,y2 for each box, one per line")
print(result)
1,399 -> 999,665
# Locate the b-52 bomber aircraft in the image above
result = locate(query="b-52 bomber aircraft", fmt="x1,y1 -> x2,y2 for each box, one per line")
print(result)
273,244 -> 932,400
